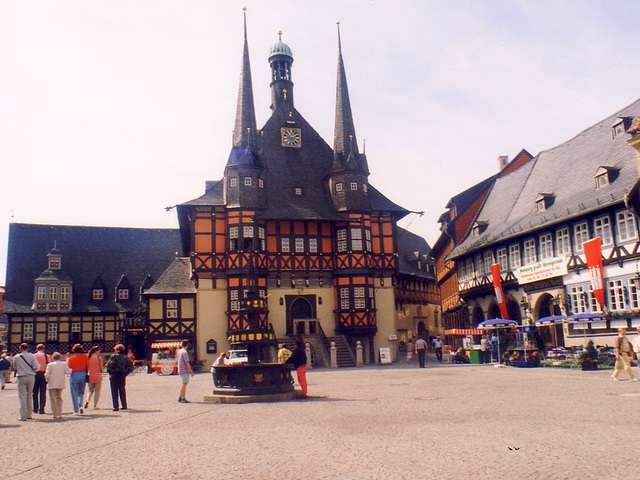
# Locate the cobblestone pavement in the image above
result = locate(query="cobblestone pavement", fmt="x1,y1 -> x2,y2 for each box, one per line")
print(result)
2,356 -> 640,479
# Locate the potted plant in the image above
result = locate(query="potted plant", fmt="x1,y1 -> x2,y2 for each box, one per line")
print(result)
577,340 -> 599,371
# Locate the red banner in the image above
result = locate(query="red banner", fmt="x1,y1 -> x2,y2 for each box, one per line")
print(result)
492,264 -> 509,319
583,237 -> 605,312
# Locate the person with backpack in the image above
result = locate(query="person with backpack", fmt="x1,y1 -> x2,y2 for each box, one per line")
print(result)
105,344 -> 134,411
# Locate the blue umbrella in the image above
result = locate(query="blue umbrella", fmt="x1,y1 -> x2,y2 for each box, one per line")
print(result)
477,319 -> 518,363
478,318 -> 518,329
534,315 -> 567,326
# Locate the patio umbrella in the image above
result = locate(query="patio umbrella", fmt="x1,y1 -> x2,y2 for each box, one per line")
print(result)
478,318 -> 518,363
566,313 -> 607,347
534,315 -> 567,326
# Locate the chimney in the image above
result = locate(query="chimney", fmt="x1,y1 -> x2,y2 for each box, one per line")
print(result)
497,155 -> 509,171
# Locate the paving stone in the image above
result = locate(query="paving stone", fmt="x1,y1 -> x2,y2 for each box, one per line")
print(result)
2,358 -> 639,479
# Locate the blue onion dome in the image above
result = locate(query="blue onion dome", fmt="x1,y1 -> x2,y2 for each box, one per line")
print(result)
269,31 -> 293,61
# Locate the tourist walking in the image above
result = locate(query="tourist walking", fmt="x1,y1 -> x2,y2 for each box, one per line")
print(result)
105,344 -> 134,411
286,340 -> 308,398
0,353 -> 10,390
432,335 -> 444,362
32,344 -> 51,414
13,343 -> 40,421
85,346 -> 104,409
45,352 -> 71,419
612,327 -> 638,381
67,344 -> 89,414
415,337 -> 428,368
406,339 -> 414,362
177,340 -> 195,403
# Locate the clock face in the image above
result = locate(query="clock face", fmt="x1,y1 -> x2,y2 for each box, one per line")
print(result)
281,127 -> 302,148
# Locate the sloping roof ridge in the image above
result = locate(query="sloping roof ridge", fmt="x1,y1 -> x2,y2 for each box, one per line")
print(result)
536,97 -> 640,156
448,174 -> 497,210
10,222 -> 177,232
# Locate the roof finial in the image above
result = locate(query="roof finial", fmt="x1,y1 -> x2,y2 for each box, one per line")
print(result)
336,21 -> 342,53
243,7 -> 248,40
278,30 -> 282,42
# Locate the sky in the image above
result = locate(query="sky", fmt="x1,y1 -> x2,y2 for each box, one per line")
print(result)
2,0 -> 640,284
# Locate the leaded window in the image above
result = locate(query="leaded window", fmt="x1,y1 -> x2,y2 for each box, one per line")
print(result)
539,233 -> 553,260
574,222 -> 589,252
594,215 -> 612,246
556,228 -> 570,256
509,244 -> 521,269
524,238 -> 536,265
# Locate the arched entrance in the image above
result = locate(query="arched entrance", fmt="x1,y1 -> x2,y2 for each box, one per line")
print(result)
535,293 -> 564,349
487,302 -> 501,320
286,295 -> 316,335
472,305 -> 485,326
506,296 -> 522,322
417,320 -> 427,340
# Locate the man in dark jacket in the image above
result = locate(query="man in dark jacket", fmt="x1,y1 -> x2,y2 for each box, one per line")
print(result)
286,340 -> 308,398
105,344 -> 134,411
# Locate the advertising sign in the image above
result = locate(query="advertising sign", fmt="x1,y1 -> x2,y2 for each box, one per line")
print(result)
583,237 -> 605,311
491,264 -> 509,319
516,257 -> 568,285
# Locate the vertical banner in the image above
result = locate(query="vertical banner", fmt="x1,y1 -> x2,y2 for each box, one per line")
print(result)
491,264 -> 509,319
583,237 -> 605,312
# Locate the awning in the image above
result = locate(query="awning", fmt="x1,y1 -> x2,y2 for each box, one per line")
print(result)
444,328 -> 483,336
150,341 -> 182,349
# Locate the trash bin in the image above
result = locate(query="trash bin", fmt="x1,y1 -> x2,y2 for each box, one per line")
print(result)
467,349 -> 482,364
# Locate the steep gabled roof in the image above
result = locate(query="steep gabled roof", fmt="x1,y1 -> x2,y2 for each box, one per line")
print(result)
143,258 -> 196,295
397,227 -> 434,280
4,223 -> 180,314
449,97 -> 640,259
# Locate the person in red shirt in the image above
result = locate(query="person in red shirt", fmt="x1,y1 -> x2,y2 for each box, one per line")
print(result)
67,344 -> 89,414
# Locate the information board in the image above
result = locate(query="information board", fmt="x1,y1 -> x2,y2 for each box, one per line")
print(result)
379,347 -> 392,364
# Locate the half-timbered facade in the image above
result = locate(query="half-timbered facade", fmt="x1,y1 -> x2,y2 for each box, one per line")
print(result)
447,99 -> 640,348
174,19 -> 431,365
4,224 -> 179,356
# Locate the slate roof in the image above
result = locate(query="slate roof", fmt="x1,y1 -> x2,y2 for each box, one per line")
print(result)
397,227 -> 434,280
143,258 -> 196,295
449,98 -> 640,259
4,223 -> 181,314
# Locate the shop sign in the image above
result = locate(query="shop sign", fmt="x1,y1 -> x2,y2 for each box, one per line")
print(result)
515,257 -> 567,284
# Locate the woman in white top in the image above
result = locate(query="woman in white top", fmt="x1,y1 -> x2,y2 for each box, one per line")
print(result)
45,352 -> 72,419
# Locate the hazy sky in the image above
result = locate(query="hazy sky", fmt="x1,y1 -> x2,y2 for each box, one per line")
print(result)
2,0 -> 640,284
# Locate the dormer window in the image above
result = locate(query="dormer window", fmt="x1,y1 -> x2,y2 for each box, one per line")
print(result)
612,116 -> 633,138
118,288 -> 130,300
244,177 -> 252,187
229,177 -> 237,188
350,182 -> 358,191
92,289 -> 104,301
471,221 -> 488,237
535,193 -> 555,213
335,183 -> 343,192
594,166 -> 619,190
293,187 -> 303,196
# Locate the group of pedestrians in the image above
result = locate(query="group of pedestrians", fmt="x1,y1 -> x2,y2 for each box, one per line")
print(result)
7,342 -> 134,421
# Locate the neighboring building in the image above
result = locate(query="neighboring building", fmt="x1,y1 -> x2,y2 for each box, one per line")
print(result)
4,223 -> 180,355
394,228 -> 440,353
173,19 -> 433,366
432,150 -> 533,347
446,99 -> 640,348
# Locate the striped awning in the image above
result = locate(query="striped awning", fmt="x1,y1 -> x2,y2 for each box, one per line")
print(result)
444,328 -> 483,336
150,342 -> 182,349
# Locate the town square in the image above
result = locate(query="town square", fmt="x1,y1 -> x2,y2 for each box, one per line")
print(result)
2,1 -> 640,478
2,359 -> 640,479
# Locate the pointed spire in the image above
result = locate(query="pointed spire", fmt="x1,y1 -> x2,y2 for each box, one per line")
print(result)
333,21 -> 359,160
233,7 -> 257,149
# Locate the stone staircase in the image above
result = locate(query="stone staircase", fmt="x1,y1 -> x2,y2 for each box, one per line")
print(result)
326,335 -> 356,368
